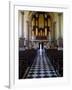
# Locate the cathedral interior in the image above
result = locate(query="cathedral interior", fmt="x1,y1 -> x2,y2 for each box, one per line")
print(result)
19,11 -> 63,79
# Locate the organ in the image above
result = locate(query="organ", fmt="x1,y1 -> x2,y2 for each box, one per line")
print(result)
32,12 -> 51,40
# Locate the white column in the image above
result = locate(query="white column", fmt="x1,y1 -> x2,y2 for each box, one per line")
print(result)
60,14 -> 63,38
55,14 -> 60,45
24,14 -> 28,39
18,11 -> 22,38
26,21 -> 29,48
22,12 -> 24,38
59,13 -> 62,38
48,32 -> 51,42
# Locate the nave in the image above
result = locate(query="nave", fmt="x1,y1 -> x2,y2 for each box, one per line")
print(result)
19,11 -> 63,79
24,49 -> 57,79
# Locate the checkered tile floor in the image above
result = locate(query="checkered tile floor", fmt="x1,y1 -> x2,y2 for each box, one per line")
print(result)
25,49 -> 57,79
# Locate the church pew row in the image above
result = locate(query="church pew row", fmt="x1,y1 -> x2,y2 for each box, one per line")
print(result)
19,49 -> 37,79
45,49 -> 63,77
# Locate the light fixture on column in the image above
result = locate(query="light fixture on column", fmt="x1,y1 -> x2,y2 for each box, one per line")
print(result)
45,13 -> 47,19
36,27 -> 38,36
45,28 -> 47,36
32,30 -> 35,40
32,30 -> 34,36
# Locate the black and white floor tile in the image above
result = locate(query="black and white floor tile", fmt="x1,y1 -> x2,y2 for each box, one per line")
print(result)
25,49 -> 57,79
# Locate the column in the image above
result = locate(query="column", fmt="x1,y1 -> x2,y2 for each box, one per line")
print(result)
55,13 -> 59,46
28,16 -> 32,41
58,13 -> 62,38
21,12 -> 24,38
58,13 -> 63,47
26,21 -> 29,48
45,28 -> 47,36
18,11 -> 22,38
53,22 -> 56,40
36,28 -> 38,36
48,31 -> 51,45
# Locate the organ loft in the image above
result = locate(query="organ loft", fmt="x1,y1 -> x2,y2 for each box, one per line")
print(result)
32,12 -> 51,40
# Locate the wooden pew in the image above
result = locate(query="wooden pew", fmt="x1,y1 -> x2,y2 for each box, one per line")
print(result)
19,49 -> 37,79
45,49 -> 63,77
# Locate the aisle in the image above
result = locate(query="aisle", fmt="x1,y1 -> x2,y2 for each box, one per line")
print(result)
25,49 -> 57,78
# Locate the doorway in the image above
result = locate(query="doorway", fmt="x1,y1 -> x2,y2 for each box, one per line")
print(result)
39,42 -> 44,49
